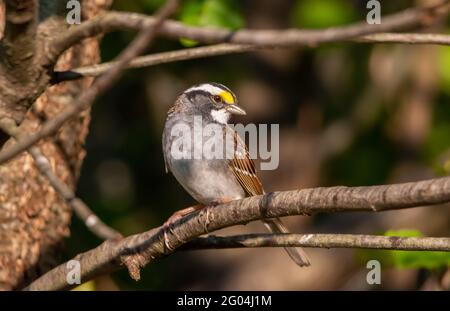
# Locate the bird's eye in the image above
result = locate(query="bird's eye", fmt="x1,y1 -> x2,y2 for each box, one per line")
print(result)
212,95 -> 222,103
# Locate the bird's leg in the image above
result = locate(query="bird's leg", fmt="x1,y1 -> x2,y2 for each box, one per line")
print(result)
163,204 -> 204,251
164,204 -> 205,226
163,198 -> 234,250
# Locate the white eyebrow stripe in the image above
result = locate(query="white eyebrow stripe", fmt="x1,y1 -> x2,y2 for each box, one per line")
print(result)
186,84 -> 225,95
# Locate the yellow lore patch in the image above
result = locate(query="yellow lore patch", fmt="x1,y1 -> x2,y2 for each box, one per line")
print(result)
219,91 -> 235,104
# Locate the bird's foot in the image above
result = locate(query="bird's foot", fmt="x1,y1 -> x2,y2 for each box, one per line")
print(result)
162,204 -> 204,251
200,206 -> 211,233
162,225 -> 175,252
201,198 -> 234,233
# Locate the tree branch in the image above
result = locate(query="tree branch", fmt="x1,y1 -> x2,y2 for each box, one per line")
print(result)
357,32 -> 450,45
0,0 -> 179,165
51,31 -> 450,83
182,233 -> 450,252
0,117 -> 122,240
24,176 -> 450,290
51,43 -> 261,82
47,1 -> 450,65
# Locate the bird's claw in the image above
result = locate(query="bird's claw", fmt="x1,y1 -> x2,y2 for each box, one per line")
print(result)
200,205 -> 211,233
162,215 -> 188,252
163,224 -> 175,252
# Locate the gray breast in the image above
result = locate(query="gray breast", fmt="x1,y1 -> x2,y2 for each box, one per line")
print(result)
168,158 -> 246,205
162,114 -> 246,205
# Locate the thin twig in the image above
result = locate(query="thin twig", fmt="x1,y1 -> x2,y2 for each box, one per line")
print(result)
51,31 -> 450,83
357,32 -> 450,45
24,176 -> 450,290
0,118 -> 122,240
182,233 -> 450,252
52,43 -> 261,82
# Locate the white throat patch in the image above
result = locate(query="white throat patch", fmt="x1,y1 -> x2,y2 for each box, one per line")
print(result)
211,109 -> 230,124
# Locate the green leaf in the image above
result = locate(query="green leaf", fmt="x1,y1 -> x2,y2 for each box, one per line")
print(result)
178,0 -> 244,47
291,0 -> 356,29
358,229 -> 450,270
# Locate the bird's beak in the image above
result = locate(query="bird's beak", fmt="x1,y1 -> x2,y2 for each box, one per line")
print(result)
227,104 -> 246,116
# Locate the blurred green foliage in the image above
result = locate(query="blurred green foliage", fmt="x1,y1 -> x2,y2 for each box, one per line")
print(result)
179,0 -> 244,46
72,280 -> 96,291
438,44 -> 450,95
358,230 -> 450,270
424,92 -> 450,174
291,0 -> 357,28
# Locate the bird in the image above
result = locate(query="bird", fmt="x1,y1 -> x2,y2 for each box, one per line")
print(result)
162,82 -> 310,267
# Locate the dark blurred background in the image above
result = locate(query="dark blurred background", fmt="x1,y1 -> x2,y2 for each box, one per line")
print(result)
66,0 -> 450,290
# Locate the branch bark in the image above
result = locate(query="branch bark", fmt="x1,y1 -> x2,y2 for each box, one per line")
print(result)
357,32 -> 450,45
0,0 -> 38,79
24,176 -> 450,291
182,233 -> 450,252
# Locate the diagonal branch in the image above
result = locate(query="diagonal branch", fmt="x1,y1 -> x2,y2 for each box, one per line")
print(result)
0,118 -> 122,240
182,233 -> 450,252
51,43 -> 261,82
24,176 -> 450,290
46,1 -> 450,66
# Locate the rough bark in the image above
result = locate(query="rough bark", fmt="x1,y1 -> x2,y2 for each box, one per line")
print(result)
0,0 -> 111,291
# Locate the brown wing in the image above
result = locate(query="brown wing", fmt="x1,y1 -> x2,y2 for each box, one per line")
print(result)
226,126 -> 264,196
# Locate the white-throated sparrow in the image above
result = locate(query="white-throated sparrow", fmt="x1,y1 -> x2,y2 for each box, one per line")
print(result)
162,82 -> 310,267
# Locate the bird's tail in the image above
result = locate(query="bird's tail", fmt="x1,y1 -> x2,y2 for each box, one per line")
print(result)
262,218 -> 311,267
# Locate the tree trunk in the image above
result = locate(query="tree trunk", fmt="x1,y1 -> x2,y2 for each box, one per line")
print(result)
0,0 -> 111,290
